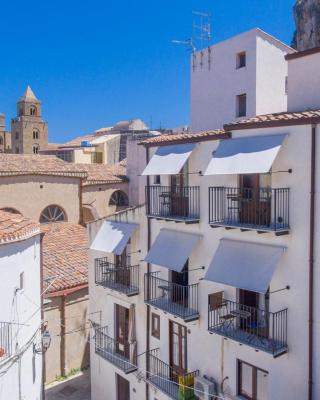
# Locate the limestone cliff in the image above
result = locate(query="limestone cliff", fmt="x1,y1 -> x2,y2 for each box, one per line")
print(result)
292,0 -> 320,50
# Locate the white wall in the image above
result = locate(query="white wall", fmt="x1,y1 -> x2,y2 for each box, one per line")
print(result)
126,137 -> 147,207
0,235 -> 42,400
287,52 -> 320,112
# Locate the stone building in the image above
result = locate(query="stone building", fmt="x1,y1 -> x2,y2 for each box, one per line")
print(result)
0,113 -> 11,153
11,86 -> 48,154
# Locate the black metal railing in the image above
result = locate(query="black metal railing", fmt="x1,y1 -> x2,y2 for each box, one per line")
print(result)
146,185 -> 200,221
208,299 -> 288,356
0,322 -> 12,361
209,187 -> 290,233
144,272 -> 199,321
94,326 -> 137,373
147,348 -> 199,400
95,258 -> 139,296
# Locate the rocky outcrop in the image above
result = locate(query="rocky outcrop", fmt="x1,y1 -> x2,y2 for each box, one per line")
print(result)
292,0 -> 320,50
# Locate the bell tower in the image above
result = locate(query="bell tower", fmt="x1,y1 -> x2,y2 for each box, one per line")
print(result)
11,86 -> 48,154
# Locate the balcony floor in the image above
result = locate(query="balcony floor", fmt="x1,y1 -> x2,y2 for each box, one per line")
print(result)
209,325 -> 288,357
148,375 -> 179,400
97,281 -> 139,296
95,348 -> 137,374
147,214 -> 199,224
145,298 -> 199,322
210,220 -> 289,235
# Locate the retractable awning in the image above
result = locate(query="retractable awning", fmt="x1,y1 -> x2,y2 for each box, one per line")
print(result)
90,220 -> 138,255
205,239 -> 285,293
204,134 -> 287,175
142,143 -> 196,175
144,228 -> 202,272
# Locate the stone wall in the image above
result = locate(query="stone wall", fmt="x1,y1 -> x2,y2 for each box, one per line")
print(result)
292,0 -> 320,50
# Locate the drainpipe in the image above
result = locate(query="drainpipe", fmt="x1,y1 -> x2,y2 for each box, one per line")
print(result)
79,178 -> 84,225
145,146 -> 151,400
60,295 -> 66,377
40,233 -> 45,400
308,124 -> 316,400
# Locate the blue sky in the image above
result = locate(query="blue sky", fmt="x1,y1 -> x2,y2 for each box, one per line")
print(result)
0,0 -> 295,143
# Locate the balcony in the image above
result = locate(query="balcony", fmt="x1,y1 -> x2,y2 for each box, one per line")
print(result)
0,322 -> 12,361
146,349 -> 199,400
144,272 -> 199,322
208,299 -> 288,357
95,258 -> 139,296
94,326 -> 137,374
209,187 -> 290,235
146,185 -> 200,223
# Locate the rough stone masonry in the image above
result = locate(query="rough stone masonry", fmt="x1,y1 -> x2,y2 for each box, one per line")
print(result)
292,0 -> 320,50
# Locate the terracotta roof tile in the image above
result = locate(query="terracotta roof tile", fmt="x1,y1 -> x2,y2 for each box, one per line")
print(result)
0,154 -> 87,178
224,109 -> 320,130
79,162 -> 128,185
0,210 -> 40,244
41,223 -> 88,294
139,129 -> 228,146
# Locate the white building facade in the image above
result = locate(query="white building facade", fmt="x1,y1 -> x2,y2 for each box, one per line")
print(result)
88,41 -> 320,400
190,28 -> 295,133
0,211 -> 42,400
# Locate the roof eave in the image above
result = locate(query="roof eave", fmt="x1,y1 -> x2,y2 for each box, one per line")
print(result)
139,132 -> 231,147
224,117 -> 320,131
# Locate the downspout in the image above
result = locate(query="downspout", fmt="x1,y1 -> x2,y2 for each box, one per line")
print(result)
60,295 -> 66,377
40,232 -> 45,400
145,145 -> 151,400
308,124 -> 316,400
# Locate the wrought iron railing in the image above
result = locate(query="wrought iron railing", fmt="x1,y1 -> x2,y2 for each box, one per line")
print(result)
209,187 -> 290,233
146,185 -> 200,221
94,326 -> 137,373
146,348 -> 199,400
0,322 -> 12,361
208,299 -> 288,356
95,258 -> 139,296
144,272 -> 199,321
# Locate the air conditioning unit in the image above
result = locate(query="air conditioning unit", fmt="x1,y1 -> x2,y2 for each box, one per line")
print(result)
194,376 -> 218,400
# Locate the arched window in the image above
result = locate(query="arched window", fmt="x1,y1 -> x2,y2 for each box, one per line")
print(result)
33,129 -> 39,140
40,205 -> 67,223
109,190 -> 129,207
1,207 -> 21,215
30,106 -> 37,116
33,144 -> 40,154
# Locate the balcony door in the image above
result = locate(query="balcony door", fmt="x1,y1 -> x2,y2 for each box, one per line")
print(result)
169,321 -> 187,381
239,289 -> 269,338
170,163 -> 189,217
239,174 -> 271,226
170,261 -> 188,307
114,245 -> 131,287
115,304 -> 129,359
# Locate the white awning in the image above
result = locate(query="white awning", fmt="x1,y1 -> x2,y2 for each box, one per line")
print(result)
204,134 -> 287,175
142,143 -> 196,175
144,228 -> 202,272
205,239 -> 285,293
90,220 -> 138,256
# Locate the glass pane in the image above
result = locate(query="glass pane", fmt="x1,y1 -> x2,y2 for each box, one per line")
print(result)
257,370 -> 268,400
240,363 -> 253,398
259,173 -> 271,189
173,334 -> 179,365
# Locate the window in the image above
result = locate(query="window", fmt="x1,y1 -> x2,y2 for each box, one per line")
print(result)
15,132 -> 19,140
151,313 -> 160,339
30,106 -> 37,116
0,136 -> 3,145
40,205 -> 67,223
153,175 -> 161,185
57,150 -> 74,163
238,360 -> 268,400
19,272 -> 25,291
236,51 -> 246,68
33,145 -> 39,154
33,130 -> 39,140
236,93 -> 247,117
109,191 -> 129,207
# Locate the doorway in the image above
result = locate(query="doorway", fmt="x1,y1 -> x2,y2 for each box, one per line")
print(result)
170,261 -> 189,307
116,374 -> 130,400
114,245 -> 131,287
170,163 -> 189,217
169,321 -> 187,382
115,305 -> 129,359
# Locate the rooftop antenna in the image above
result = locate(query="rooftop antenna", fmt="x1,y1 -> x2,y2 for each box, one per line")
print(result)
171,38 -> 196,53
192,11 -> 212,50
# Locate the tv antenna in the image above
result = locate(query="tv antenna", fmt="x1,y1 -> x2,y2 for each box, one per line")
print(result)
171,11 -> 212,53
